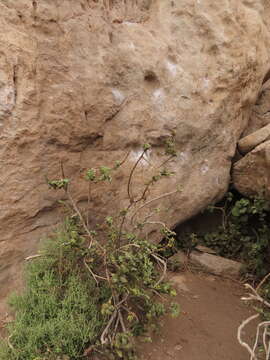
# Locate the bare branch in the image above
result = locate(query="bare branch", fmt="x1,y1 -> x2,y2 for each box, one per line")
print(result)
25,254 -> 42,261
83,258 -> 107,285
127,150 -> 147,202
237,314 -> 260,360
151,253 -> 167,287
101,310 -> 117,345
257,272 -> 270,292
7,335 -> 15,351
118,310 -> 127,333
130,189 -> 179,225
238,281 -> 270,360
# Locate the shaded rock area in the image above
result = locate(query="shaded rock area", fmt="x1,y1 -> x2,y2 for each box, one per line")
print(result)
1,0 -> 270,313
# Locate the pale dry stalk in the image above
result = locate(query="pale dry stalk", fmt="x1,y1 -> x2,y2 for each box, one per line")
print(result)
238,273 -> 270,360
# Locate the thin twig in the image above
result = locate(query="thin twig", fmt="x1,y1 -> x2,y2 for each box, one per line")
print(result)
118,310 -> 127,332
130,189 -> 179,225
263,326 -> 268,357
242,284 -> 270,308
257,272 -> 270,292
60,160 -> 102,251
116,202 -> 133,247
143,220 -> 168,229
237,314 -> 260,360
112,313 -> 120,341
101,310 -> 117,345
151,253 -> 167,287
66,190 -> 104,251
25,254 -> 42,261
238,281 -> 270,360
86,182 -> 91,228
133,181 -> 152,205
7,335 -> 15,351
83,258 -> 107,284
127,150 -> 146,202
157,155 -> 175,170
115,295 -> 129,309
117,150 -> 131,168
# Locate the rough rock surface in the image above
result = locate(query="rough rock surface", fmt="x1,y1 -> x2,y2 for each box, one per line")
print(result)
1,0 -> 270,313
233,140 -> 270,198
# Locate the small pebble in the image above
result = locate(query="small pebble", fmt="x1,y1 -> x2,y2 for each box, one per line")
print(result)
175,344 -> 183,351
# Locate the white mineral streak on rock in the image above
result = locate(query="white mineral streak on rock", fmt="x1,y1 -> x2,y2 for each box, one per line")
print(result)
123,21 -> 136,26
202,78 -> 210,89
111,88 -> 125,104
127,42 -> 136,50
166,61 -> 178,77
201,163 -> 209,175
178,151 -> 189,163
152,88 -> 165,104
130,148 -> 151,166
0,86 -> 15,113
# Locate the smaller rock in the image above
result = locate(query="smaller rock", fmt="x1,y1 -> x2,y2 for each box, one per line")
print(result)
189,251 -> 242,277
238,123 -> 270,154
174,344 -> 183,351
165,349 -> 174,357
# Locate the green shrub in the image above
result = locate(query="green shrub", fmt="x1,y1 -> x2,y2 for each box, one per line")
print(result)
0,221 -> 104,360
1,139 -> 180,359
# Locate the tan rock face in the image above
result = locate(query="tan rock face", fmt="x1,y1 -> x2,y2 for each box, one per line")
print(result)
1,0 -> 270,312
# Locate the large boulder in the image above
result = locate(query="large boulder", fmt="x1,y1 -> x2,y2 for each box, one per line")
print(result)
1,0 -> 270,314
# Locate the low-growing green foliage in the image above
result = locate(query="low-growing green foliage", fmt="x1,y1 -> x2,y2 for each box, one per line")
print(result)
179,191 -> 270,279
0,221 -> 104,360
1,139 -> 180,359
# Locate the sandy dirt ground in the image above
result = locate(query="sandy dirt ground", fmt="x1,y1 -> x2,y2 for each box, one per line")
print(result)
138,272 -> 258,360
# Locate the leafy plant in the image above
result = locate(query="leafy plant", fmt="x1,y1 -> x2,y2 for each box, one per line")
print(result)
180,191 -> 270,279
1,138 -> 180,359
0,221 -> 104,360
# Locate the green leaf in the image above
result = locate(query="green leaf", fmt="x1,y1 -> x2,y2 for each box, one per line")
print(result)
170,302 -> 180,318
143,143 -> 151,151
85,168 -> 96,181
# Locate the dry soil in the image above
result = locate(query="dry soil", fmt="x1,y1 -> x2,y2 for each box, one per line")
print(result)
138,272 -> 258,360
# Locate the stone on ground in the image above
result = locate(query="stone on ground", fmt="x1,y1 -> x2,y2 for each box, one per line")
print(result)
189,251 -> 242,277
